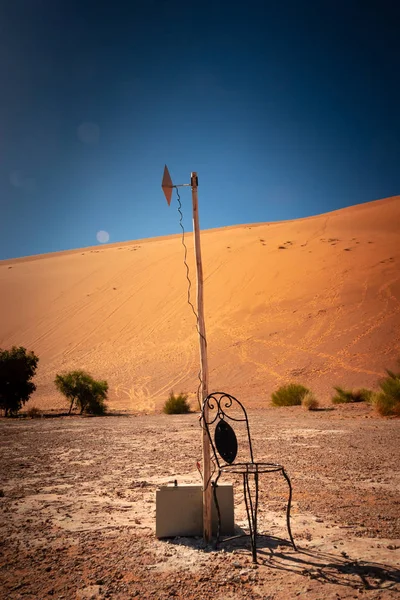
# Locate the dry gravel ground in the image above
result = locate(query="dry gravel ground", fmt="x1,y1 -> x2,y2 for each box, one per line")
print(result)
0,404 -> 399,599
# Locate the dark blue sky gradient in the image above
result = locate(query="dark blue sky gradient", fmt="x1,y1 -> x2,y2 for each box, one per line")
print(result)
1,1 -> 399,259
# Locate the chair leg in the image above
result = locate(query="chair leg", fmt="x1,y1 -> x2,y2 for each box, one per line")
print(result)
243,472 -> 258,563
281,468 -> 297,551
212,473 -> 222,550
254,470 -> 259,558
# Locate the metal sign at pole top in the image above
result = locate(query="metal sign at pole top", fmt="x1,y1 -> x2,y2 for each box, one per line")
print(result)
161,165 -> 174,205
161,165 -> 212,543
162,165 -> 191,205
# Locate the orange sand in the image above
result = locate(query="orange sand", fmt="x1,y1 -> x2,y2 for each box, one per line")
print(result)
1,196 -> 399,411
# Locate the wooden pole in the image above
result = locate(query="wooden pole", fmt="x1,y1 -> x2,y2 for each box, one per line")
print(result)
190,171 -> 212,542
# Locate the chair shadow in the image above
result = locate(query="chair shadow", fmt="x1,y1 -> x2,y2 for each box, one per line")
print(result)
257,540 -> 400,592
167,531 -> 400,592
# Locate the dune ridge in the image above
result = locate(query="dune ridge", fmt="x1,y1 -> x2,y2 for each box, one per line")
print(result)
1,195 -> 399,411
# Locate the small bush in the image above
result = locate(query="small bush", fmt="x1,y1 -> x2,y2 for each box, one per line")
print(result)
373,392 -> 400,417
85,393 -> 107,415
26,406 -> 42,419
271,383 -> 309,407
373,367 -> 400,416
55,370 -> 108,415
302,391 -> 319,411
360,388 -> 374,403
163,392 -> 191,414
331,386 -> 372,404
0,347 -> 39,416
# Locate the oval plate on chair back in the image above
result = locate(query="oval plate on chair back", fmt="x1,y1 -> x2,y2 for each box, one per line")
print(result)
215,420 -> 238,464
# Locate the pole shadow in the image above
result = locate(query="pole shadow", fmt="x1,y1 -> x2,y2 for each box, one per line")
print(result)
167,532 -> 400,592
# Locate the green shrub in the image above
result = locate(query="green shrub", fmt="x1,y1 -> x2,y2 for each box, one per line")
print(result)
26,406 -> 42,419
163,392 -> 191,414
0,347 -> 39,416
271,383 -> 309,407
331,386 -> 372,404
360,388 -> 375,404
84,390 -> 107,415
373,368 -> 400,416
55,370 -> 108,415
302,391 -> 319,411
373,392 -> 400,417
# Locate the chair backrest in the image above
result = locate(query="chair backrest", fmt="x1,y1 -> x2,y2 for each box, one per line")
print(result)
200,392 -> 254,468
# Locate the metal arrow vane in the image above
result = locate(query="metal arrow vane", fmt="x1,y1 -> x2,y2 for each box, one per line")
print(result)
162,165 -> 212,542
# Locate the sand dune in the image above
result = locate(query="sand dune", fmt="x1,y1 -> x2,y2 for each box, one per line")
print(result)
1,196 -> 399,412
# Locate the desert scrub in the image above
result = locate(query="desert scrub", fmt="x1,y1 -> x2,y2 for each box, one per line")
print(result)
163,392 -> 191,414
55,371 -> 108,415
26,406 -> 42,418
331,386 -> 372,404
373,368 -> 400,416
271,383 -> 309,407
0,346 -> 39,416
301,391 -> 319,411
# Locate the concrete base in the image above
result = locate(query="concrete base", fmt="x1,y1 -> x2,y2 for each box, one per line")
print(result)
156,484 -> 234,538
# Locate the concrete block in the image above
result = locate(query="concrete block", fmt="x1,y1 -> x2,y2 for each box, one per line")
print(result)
156,483 -> 234,538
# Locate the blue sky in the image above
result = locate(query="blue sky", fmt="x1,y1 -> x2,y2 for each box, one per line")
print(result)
1,1 -> 399,259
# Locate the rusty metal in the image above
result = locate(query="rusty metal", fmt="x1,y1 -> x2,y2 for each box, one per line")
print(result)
161,165 -> 174,205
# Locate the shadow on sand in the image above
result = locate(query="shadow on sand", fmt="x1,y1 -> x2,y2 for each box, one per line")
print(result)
10,411 -> 132,420
168,532 -> 400,592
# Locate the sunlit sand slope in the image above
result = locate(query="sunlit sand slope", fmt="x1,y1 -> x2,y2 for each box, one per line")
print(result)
1,196 -> 399,411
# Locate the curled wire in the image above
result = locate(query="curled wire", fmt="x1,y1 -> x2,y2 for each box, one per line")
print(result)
176,187 -> 206,410
176,186 -> 214,489
196,459 -> 216,492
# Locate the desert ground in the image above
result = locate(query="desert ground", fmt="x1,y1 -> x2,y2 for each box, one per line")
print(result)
0,405 -> 399,599
1,195 -> 400,412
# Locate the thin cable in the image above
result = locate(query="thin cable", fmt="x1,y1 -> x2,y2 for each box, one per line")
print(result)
176,186 -> 213,490
204,461 -> 216,492
176,187 -> 200,328
196,458 -> 216,492
176,187 -> 206,410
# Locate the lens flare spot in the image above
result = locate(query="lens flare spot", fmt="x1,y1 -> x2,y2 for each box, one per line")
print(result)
96,230 -> 110,243
77,122 -> 100,144
9,170 -> 36,191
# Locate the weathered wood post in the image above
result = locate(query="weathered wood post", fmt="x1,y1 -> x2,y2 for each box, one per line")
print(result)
190,172 -> 212,542
162,166 -> 212,542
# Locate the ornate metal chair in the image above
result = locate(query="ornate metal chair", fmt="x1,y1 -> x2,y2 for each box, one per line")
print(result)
200,392 -> 297,563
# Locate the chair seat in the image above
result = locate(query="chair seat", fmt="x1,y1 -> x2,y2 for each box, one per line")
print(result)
219,462 -> 285,475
